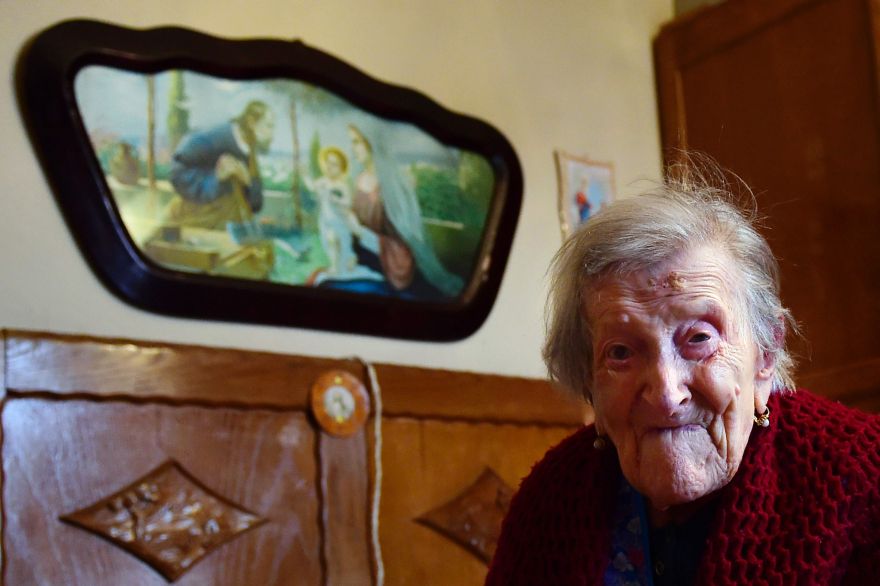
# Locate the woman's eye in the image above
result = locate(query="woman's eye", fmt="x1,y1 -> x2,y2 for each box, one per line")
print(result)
689,332 -> 711,343
606,345 -> 632,361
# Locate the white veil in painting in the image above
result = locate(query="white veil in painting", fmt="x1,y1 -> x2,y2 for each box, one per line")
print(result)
354,119 -> 466,297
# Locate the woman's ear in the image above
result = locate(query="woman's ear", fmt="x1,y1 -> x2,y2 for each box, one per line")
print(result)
585,385 -> 602,431
754,349 -> 775,411
756,348 -> 775,379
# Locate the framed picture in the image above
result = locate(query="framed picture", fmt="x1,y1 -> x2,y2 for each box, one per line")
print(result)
554,151 -> 615,239
17,20 -> 522,341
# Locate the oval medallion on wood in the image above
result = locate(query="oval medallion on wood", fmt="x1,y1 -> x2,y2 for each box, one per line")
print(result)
310,370 -> 371,437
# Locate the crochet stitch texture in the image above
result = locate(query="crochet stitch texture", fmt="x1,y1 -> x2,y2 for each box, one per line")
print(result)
486,390 -> 879,585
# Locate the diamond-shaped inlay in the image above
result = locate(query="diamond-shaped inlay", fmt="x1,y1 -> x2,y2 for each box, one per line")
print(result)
416,467 -> 513,564
60,460 -> 267,582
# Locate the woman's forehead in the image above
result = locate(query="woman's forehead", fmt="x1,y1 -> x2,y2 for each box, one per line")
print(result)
584,246 -> 743,323
587,293 -> 730,337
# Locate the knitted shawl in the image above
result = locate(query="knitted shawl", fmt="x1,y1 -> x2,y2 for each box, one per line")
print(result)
486,390 -> 880,585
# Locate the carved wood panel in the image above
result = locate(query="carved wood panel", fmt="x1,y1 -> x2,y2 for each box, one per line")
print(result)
2,399 -> 321,585
61,460 -> 267,581
1,331 -> 588,585
378,418 -> 576,585
416,467 -> 513,564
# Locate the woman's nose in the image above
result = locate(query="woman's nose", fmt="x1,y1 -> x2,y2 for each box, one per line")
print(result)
642,353 -> 690,415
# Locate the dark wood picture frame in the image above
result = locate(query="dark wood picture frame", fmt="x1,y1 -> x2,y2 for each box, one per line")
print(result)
16,19 -> 522,341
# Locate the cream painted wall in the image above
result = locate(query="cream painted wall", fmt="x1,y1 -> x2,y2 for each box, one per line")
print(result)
0,0 -> 672,379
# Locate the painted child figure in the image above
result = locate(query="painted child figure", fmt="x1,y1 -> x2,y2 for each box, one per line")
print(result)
306,147 -> 358,276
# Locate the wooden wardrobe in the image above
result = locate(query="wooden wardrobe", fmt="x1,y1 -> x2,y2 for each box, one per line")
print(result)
0,330 -> 587,585
655,0 -> 880,412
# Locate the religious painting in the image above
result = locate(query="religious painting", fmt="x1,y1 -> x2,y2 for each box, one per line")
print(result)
554,151 -> 615,239
18,20 -> 522,340
74,67 -> 494,300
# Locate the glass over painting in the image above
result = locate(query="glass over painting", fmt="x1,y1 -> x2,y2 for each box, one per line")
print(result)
75,66 -> 497,302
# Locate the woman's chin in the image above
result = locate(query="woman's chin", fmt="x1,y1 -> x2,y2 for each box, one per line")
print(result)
611,424 -> 736,511
627,445 -> 726,510
642,480 -> 711,511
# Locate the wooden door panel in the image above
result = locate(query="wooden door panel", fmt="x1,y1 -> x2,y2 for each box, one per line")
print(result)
379,417 -> 576,586
2,398 -> 322,585
655,0 -> 880,408
678,0 -> 880,376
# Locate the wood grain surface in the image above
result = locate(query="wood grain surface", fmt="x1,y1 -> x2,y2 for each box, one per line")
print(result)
2,399 -> 321,585
2,330 -> 588,585
373,363 -> 590,426
4,330 -> 358,409
4,330 -> 591,424
319,431 -> 373,585
655,0 -> 880,410
376,418 -> 575,586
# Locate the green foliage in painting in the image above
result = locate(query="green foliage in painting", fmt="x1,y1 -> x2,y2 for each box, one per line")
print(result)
166,71 -> 190,151
270,231 -> 329,284
413,165 -> 461,220
309,131 -> 322,179
294,174 -> 319,231
459,152 -> 494,218
413,152 -> 495,279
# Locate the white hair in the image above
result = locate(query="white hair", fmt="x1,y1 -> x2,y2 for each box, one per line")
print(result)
543,161 -> 797,400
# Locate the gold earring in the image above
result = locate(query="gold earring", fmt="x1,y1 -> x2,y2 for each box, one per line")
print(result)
754,407 -> 771,428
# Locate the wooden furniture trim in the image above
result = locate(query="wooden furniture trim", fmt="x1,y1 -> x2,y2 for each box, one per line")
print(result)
653,0 -> 880,413
2,330 -> 588,426
798,357 -> 880,408
1,330 -> 586,584
319,432 -> 374,584
657,0 -> 829,67
372,364 -> 588,426
867,0 -> 880,141
4,330 -> 352,410
653,28 -> 688,154
654,0 -> 859,156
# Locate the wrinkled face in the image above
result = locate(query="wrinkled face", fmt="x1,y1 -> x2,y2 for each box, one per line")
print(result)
586,245 -> 773,512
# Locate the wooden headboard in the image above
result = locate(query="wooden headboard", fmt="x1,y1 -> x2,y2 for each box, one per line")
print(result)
1,330 -> 588,585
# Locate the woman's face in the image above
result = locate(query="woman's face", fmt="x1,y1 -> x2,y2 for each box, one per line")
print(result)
349,129 -> 371,164
586,245 -> 773,513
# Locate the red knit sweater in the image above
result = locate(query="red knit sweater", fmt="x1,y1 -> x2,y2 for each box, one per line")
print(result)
486,390 -> 879,585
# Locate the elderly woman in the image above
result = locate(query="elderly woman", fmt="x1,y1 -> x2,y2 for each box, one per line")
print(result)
486,168 -> 879,585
